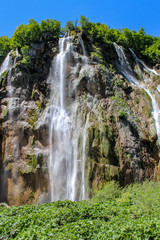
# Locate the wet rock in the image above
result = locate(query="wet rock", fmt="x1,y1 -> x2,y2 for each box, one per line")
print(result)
0,35 -> 159,205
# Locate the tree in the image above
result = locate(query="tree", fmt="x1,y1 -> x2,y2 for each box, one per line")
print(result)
0,36 -> 11,57
11,19 -> 40,48
65,21 -> 75,33
79,16 -> 90,29
40,19 -> 61,36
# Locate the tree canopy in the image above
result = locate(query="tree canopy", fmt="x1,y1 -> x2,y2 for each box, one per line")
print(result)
0,16 -> 159,64
79,16 -> 160,64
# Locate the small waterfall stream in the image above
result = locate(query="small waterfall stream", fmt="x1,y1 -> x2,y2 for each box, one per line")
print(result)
114,43 -> 160,144
0,52 -> 12,76
81,112 -> 90,200
0,51 -> 18,118
129,48 -> 159,76
48,37 -> 89,201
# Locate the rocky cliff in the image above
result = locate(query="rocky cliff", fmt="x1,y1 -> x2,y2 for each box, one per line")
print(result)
0,33 -> 160,205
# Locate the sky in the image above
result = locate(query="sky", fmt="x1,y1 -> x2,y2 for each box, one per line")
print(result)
0,0 -> 160,38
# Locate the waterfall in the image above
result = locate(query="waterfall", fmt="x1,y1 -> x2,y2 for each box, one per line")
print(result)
113,43 -> 137,85
7,68 -> 14,118
48,37 -> 89,201
129,48 -> 159,76
144,89 -> 160,143
0,51 -> 19,118
0,52 -> 12,76
79,36 -> 88,64
114,43 -> 160,145
81,112 -> 90,200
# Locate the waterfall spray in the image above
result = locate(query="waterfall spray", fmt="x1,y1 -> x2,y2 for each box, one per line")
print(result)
48,37 -> 90,201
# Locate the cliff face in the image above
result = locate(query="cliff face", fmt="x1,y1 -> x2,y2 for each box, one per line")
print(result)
0,34 -> 160,205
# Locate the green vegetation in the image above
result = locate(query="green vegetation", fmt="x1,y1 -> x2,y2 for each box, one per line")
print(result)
11,19 -> 61,49
0,69 -> 8,87
0,36 -> 11,58
21,45 -> 31,66
0,18 -> 61,61
1,181 -> 160,239
118,110 -> 128,119
79,16 -> 160,64
65,21 -> 75,33
27,154 -> 37,170
0,16 -> 159,65
27,108 -> 39,130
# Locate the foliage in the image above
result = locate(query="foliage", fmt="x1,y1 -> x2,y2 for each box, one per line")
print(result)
11,19 -> 40,48
90,181 -> 121,202
40,19 -> 61,40
0,36 -> 11,58
65,21 -> 75,33
118,110 -> 128,119
0,16 -> 159,64
79,16 -> 160,64
27,154 -> 37,170
21,45 -> 31,66
27,108 -> 39,130
1,181 -> 160,239
142,39 -> 160,63
11,19 -> 61,49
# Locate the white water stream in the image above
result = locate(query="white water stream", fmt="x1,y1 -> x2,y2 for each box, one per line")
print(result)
48,37 -> 89,201
0,52 -> 11,76
0,51 -> 18,118
114,43 -> 160,144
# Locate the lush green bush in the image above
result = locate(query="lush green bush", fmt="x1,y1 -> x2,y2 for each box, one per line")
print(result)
118,110 -> 128,119
1,181 -> 160,239
11,19 -> 40,48
91,181 -> 121,202
40,19 -> 61,39
11,18 -> 61,49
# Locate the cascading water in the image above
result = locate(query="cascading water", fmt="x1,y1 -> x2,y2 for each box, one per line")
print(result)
114,43 -> 160,144
79,36 -> 88,64
129,48 -> 159,76
0,52 -> 11,76
48,37 -> 90,201
81,112 -> 90,200
0,51 -> 18,118
113,43 -> 137,85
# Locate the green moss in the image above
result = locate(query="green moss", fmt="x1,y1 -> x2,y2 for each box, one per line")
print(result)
27,108 -> 39,130
27,154 -> 37,169
35,99 -> 44,112
31,136 -> 35,146
109,114 -> 116,124
31,87 -> 35,99
135,97 -> 140,104
141,89 -> 152,117
124,153 -> 131,162
21,45 -> 31,67
19,154 -> 38,174
1,101 -> 9,119
118,110 -> 128,119
100,137 -> 110,159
